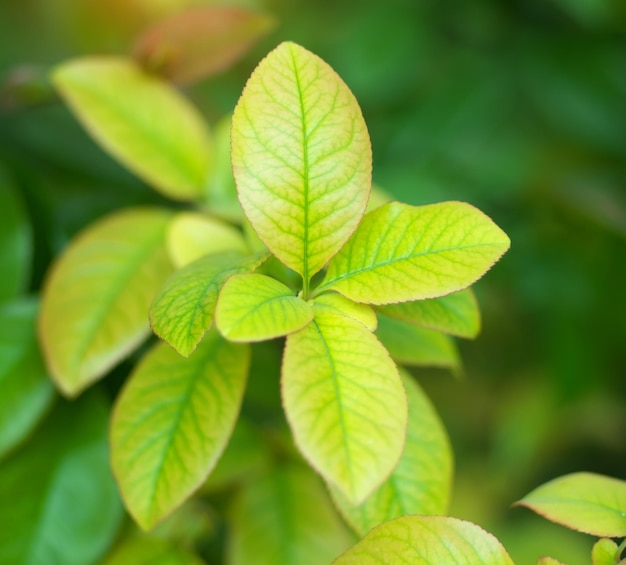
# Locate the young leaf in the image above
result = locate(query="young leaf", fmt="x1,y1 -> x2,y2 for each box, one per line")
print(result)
231,41 -> 372,284
515,472 -> 626,537
282,310 -> 407,504
376,315 -> 460,371
377,288 -> 480,338
111,329 -> 249,531
101,536 -> 206,565
133,6 -> 275,85
0,393 -> 123,565
0,299 -> 55,459
332,515 -> 515,565
313,292 -> 378,331
330,371 -> 453,536
52,57 -> 212,201
318,201 -> 510,305
228,465 -> 352,565
150,251 -> 268,357
39,208 -> 173,397
167,211 -> 248,268
536,558 -> 568,565
215,273 -> 313,342
592,538 -> 619,565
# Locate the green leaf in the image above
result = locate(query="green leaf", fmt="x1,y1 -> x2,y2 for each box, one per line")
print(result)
166,211 -> 248,268
52,57 -> 212,201
231,41 -> 372,284
330,371 -> 452,535
536,558 -> 568,565
39,208 -> 173,396
0,299 -> 55,459
313,292 -> 378,331
592,538 -> 619,565
111,329 -> 249,530
377,288 -> 480,338
216,273 -> 313,342
318,201 -> 510,304
228,465 -> 352,565
101,536 -> 206,565
0,173 -> 31,303
515,472 -> 626,537
376,315 -> 460,371
282,309 -> 407,504
332,515 -> 515,565
0,392 -> 123,565
150,251 -> 268,357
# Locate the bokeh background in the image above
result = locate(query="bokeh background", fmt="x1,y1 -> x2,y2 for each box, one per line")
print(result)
1,1 -> 625,563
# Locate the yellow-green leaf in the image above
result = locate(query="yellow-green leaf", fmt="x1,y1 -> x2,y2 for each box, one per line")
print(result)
515,472 -> 626,537
536,558 -> 568,565
150,251 -> 268,357
102,536 -> 206,565
282,309 -> 407,504
39,208 -> 173,397
318,201 -> 510,305
377,288 -> 480,338
592,538 -> 619,565
330,371 -> 452,535
111,329 -> 249,531
53,57 -> 212,201
228,465 -> 352,565
376,315 -> 460,371
231,41 -> 371,284
332,515 -> 515,565
166,211 -> 248,268
215,274 -> 313,342
313,292 -> 378,331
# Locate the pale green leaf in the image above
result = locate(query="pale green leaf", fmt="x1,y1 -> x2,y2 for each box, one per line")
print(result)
332,515 -> 515,565
516,472 -> 626,537
313,292 -> 378,331
0,173 -> 31,303
536,558 -> 568,565
52,57 -> 212,201
0,299 -> 55,459
376,315 -> 460,371
39,208 -> 173,396
592,538 -> 619,565
377,288 -> 480,338
330,371 -> 452,535
228,465 -> 352,565
150,251 -> 268,357
318,201 -> 510,304
216,273 -> 313,342
282,309 -> 407,504
101,536 -> 206,565
0,392 -> 123,565
167,211 -> 248,268
111,329 -> 249,530
231,41 -> 372,282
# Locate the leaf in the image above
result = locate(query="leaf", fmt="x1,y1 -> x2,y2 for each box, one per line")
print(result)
39,208 -> 173,397
166,211 -> 248,268
313,292 -> 378,331
231,41 -> 372,284
592,538 -> 619,565
330,371 -> 453,536
150,251 -> 268,357
228,465 -> 352,565
52,57 -> 212,201
111,329 -> 249,531
377,288 -> 480,338
133,5 -> 275,85
332,515 -> 515,565
0,173 -> 31,303
515,472 -> 626,537
282,309 -> 407,504
0,392 -> 123,565
376,315 -> 460,371
0,299 -> 55,459
318,201 -> 510,305
101,536 -> 206,565
215,273 -> 313,342
536,558 -> 568,565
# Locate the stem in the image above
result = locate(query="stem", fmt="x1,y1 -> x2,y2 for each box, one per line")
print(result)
302,275 -> 310,301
